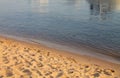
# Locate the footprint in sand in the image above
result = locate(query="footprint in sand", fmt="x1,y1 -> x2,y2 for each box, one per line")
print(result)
0,40 -> 4,44
22,69 -> 32,75
5,67 -> 13,77
56,70 -> 63,78
2,56 -> 9,64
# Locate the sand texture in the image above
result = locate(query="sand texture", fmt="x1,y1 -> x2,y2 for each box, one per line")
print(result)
0,36 -> 120,78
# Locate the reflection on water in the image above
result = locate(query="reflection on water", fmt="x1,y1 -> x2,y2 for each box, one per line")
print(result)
88,0 -> 112,14
0,0 -> 120,56
30,0 -> 48,13
28,0 -> 120,20
87,0 -> 113,20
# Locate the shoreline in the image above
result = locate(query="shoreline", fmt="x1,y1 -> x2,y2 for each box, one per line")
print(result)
29,39 -> 120,64
0,35 -> 120,77
0,34 -> 120,64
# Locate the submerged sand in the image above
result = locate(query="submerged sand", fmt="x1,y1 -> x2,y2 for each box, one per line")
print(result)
0,36 -> 120,78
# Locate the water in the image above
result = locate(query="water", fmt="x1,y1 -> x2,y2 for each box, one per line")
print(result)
0,0 -> 120,57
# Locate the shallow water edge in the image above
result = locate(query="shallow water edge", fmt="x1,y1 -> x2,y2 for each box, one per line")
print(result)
0,33 -> 120,64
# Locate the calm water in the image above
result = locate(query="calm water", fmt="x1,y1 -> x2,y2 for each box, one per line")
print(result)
0,0 -> 120,56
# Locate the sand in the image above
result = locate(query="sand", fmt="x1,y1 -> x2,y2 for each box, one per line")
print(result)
0,36 -> 120,78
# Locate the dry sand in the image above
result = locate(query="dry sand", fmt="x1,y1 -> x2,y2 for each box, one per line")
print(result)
0,36 -> 120,78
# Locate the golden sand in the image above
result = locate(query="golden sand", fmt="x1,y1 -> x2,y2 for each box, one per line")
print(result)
0,36 -> 120,78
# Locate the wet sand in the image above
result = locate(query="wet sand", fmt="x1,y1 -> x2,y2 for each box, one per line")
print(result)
0,36 -> 120,78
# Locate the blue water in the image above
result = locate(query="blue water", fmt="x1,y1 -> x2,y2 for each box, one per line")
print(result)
0,0 -> 120,56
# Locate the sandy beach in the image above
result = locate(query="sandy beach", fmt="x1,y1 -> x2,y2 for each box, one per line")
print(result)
0,36 -> 120,78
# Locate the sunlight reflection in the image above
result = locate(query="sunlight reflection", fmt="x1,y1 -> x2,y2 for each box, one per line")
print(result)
30,0 -> 48,14
114,0 -> 120,11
